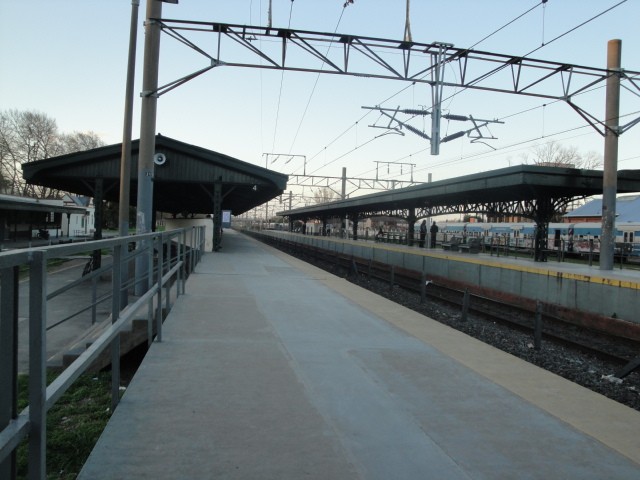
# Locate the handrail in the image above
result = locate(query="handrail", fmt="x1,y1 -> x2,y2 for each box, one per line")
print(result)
0,226 -> 205,480
45,281 -> 161,411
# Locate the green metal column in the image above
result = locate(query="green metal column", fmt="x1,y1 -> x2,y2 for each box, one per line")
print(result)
351,214 -> 359,240
92,178 -> 104,270
212,179 -> 222,251
407,208 -> 416,246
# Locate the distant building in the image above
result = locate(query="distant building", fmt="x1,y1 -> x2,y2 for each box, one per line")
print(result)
61,194 -> 95,236
563,195 -> 640,223
0,193 -> 89,243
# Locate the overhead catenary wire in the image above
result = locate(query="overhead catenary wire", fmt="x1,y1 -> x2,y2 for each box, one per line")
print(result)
289,1 -> 633,184
306,70 -> 628,182
439,0 -> 629,106
286,3 -> 349,160
379,108 -> 640,180
270,0 -> 295,153
466,1 -> 543,52
526,0 -> 628,58
382,2 -> 628,150
300,1 -> 546,173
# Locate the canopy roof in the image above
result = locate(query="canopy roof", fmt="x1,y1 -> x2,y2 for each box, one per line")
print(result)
22,135 -> 288,216
279,165 -> 640,221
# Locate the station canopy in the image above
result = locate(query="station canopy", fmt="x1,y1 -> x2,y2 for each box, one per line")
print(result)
279,165 -> 640,221
22,135 -> 288,216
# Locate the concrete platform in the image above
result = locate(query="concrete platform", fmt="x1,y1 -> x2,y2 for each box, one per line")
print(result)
79,230 -> 640,479
258,230 -> 640,328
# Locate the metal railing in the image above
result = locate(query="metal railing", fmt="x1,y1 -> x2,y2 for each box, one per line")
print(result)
0,226 -> 206,480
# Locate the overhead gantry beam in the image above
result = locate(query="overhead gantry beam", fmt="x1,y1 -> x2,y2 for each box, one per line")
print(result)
153,19 -> 640,137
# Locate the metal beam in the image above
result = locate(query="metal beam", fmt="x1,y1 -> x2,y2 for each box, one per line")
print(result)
151,20 -> 640,136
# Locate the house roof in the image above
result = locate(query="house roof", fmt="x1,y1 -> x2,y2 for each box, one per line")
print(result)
565,195 -> 640,223
0,194 -> 87,215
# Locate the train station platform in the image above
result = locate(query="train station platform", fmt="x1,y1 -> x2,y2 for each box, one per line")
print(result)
78,230 -> 640,479
256,230 -> 640,336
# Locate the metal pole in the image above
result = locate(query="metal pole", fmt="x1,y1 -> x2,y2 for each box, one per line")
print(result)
119,0 -> 140,306
600,39 -> 621,271
341,167 -> 347,237
28,251 -> 47,480
430,44 -> 449,155
135,0 -> 163,295
0,267 -> 18,479
156,234 -> 164,342
110,244 -> 122,411
404,0 -> 412,42
119,0 -> 139,238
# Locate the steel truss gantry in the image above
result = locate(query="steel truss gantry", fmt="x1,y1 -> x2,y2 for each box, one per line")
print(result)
287,174 -> 420,198
353,196 -> 578,223
152,19 -> 640,137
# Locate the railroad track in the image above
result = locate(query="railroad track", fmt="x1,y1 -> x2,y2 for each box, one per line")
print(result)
256,233 -> 640,375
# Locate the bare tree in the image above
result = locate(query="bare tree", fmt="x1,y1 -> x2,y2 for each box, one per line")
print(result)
313,187 -> 339,204
521,141 -> 603,169
579,150 -> 604,170
61,130 -> 104,153
0,109 -> 105,198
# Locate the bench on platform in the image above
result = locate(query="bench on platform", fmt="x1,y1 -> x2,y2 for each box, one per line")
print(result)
458,238 -> 482,253
441,237 -> 461,251
375,232 -> 406,244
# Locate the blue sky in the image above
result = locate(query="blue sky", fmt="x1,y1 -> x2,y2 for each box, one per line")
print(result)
2,0 -> 639,198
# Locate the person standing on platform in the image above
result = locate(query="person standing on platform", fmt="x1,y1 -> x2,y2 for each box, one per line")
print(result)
430,221 -> 439,248
419,220 -> 427,247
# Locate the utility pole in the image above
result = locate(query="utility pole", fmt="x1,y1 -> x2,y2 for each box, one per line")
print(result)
430,43 -> 452,155
600,39 -> 621,271
119,0 -> 139,240
135,0 -> 164,294
118,0 -> 140,305
137,0 -> 163,236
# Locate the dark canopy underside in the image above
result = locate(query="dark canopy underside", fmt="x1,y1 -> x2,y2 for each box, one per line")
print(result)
22,135 -> 288,216
279,165 -> 640,221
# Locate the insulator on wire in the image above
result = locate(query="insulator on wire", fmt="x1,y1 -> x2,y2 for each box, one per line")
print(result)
441,131 -> 466,143
442,114 -> 468,121
402,109 -> 429,116
403,123 -> 430,140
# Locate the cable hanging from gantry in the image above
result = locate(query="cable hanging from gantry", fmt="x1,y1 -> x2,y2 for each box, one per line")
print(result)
361,105 -> 504,150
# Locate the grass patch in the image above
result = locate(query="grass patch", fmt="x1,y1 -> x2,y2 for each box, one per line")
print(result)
16,371 -> 114,480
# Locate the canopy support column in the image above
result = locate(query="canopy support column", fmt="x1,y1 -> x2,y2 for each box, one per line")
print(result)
212,178 -> 222,252
407,208 -> 417,246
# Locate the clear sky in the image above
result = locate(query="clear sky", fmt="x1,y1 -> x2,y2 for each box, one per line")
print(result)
2,0 -> 639,203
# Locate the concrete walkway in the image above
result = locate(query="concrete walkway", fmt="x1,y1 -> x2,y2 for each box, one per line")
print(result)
79,230 -> 640,479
